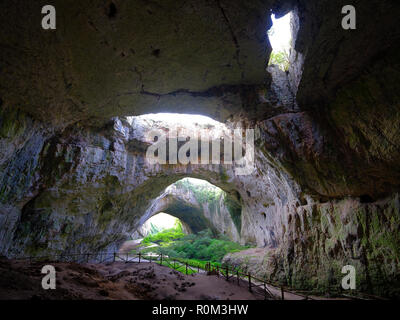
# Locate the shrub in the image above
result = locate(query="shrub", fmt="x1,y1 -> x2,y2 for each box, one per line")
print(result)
143,229 -> 252,263
269,50 -> 290,71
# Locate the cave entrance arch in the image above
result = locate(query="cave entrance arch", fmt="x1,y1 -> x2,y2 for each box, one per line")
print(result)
267,12 -> 292,71
135,212 -> 192,239
133,177 -> 242,244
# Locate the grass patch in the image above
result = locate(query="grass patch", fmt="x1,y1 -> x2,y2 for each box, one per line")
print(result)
142,229 -> 252,263
141,220 -> 185,246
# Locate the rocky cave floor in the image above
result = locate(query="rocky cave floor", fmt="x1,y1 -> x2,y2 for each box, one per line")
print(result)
0,258 -> 265,300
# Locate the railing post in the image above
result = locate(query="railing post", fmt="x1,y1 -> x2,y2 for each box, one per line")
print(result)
264,282 -> 267,300
126,252 -> 128,263
160,254 -> 163,265
86,253 -> 89,263
138,252 -> 141,263
248,273 -> 252,292
281,287 -> 284,300
225,266 -> 229,281
197,264 -> 199,273
113,252 -> 116,262
217,266 -> 219,277
186,263 -> 188,275
150,254 -> 152,263
237,270 -> 239,285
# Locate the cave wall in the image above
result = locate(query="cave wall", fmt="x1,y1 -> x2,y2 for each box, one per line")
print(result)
0,109 -> 303,256
225,194 -> 400,297
221,0 -> 400,297
0,0 -> 400,297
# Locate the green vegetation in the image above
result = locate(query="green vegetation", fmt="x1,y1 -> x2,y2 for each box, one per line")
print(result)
143,229 -> 251,263
148,257 -> 198,275
141,220 -> 185,245
268,50 -> 290,72
175,257 -> 222,270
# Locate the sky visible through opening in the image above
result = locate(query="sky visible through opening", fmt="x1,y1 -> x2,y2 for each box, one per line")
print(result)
170,177 -> 215,188
268,12 -> 292,70
268,13 -> 292,52
143,212 -> 180,232
131,113 -> 222,126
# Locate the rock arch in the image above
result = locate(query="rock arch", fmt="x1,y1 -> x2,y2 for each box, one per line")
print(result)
3,114 -> 298,257
136,179 -> 241,242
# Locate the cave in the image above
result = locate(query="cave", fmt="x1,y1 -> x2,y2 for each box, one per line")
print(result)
134,213 -> 192,239
131,177 -> 242,239
1,0 -> 400,301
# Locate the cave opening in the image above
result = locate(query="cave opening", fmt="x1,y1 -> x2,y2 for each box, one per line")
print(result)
136,177 -> 242,237
118,212 -> 189,256
267,12 -> 293,71
0,0 -> 399,301
127,113 -> 222,126
125,111 -> 254,172
126,112 -> 228,156
118,177 -> 246,264
137,212 -> 191,239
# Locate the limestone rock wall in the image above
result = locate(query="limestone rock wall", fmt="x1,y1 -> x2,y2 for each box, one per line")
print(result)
0,0 -> 399,298
0,109 -> 301,257
0,0 -> 274,126
224,194 -> 400,298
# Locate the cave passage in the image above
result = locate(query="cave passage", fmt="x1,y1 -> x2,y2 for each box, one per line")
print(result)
267,12 -> 292,71
118,212 -> 189,256
136,177 -> 241,238
125,111 -> 254,170
118,177 -> 245,264
127,113 -> 222,126
137,212 -> 190,238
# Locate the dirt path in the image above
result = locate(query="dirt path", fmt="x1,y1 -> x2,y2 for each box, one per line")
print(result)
0,258 -> 264,300
0,256 -> 349,300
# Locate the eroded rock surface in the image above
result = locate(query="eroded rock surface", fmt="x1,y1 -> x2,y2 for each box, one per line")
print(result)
1,0 -> 400,298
